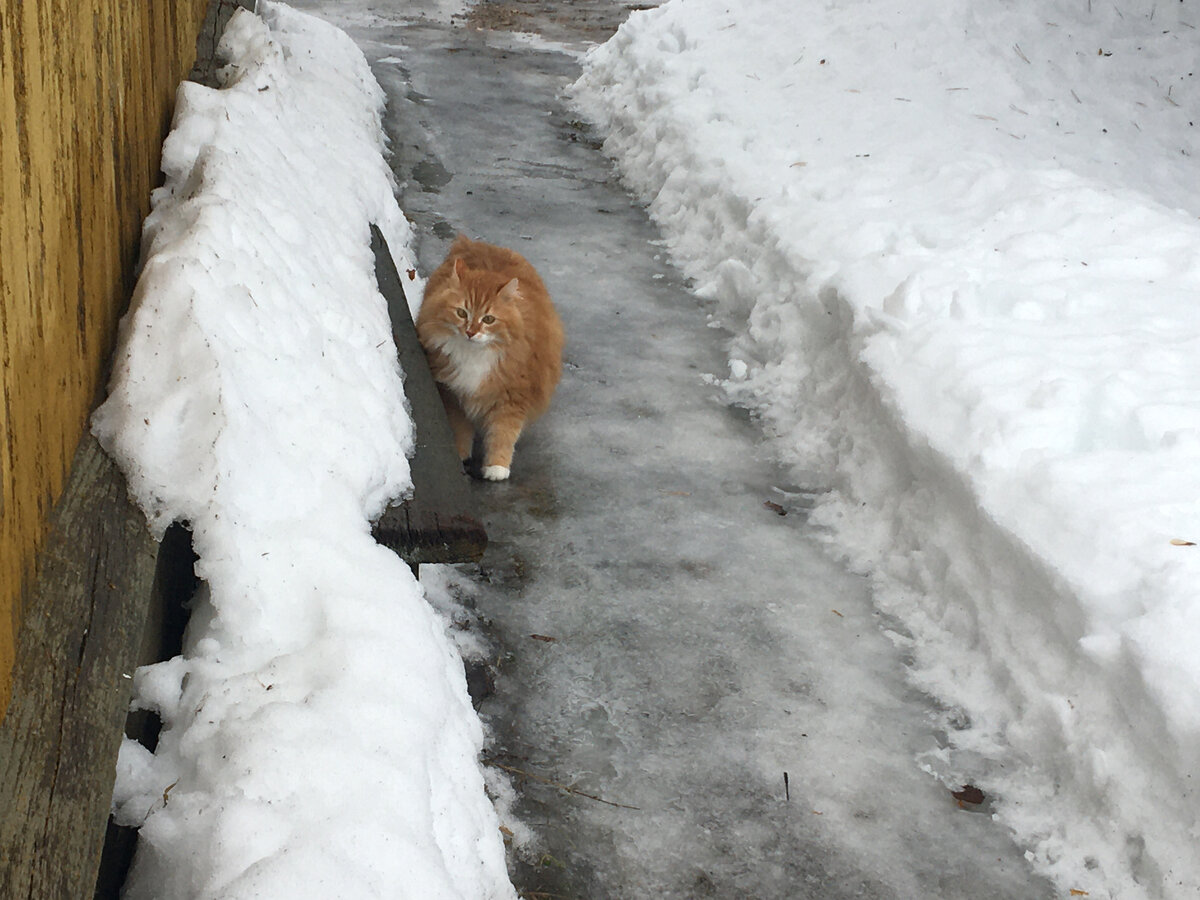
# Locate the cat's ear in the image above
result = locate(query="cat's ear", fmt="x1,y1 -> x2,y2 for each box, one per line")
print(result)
497,277 -> 521,302
453,258 -> 467,282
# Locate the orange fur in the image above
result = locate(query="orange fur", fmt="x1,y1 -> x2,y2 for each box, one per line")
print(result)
416,235 -> 564,480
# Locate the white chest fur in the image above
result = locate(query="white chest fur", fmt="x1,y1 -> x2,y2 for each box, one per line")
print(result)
439,336 -> 500,399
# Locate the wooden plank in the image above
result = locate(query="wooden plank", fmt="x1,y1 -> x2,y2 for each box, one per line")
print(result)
94,523 -> 195,898
0,433 -> 158,900
369,224 -> 488,567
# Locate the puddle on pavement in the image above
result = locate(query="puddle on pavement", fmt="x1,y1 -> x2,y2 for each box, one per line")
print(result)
431,219 -> 457,239
411,155 -> 452,192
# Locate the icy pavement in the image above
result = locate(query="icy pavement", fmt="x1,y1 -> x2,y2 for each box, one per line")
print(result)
295,1 -> 1057,896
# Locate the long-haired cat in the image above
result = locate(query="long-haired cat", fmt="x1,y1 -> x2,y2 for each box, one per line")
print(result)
416,235 -> 564,481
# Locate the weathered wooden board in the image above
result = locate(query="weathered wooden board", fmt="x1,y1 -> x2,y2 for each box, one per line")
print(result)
370,225 -> 488,568
94,522 -> 195,899
0,434 -> 159,900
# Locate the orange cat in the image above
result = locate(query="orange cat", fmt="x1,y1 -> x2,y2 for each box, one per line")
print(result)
416,235 -> 564,481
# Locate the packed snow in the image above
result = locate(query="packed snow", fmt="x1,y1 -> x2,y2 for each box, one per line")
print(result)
92,4 -> 514,897
573,1 -> 1200,897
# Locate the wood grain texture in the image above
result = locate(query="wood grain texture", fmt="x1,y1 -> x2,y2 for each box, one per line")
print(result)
0,0 -> 209,711
370,225 -> 489,568
0,434 -> 157,899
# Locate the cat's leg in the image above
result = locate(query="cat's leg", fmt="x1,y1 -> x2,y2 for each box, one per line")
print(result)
438,386 -> 475,462
481,410 -> 526,481
449,410 -> 475,464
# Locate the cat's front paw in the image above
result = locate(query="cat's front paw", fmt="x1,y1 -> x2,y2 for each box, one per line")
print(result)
482,465 -> 510,481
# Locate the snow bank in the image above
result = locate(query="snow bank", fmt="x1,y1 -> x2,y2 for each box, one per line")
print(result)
574,1 -> 1200,897
93,4 -> 514,897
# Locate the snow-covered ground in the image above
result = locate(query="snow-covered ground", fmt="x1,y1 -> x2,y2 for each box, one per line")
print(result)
93,5 -> 513,897
573,1 -> 1200,897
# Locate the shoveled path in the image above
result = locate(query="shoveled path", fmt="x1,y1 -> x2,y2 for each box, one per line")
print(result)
300,2 -> 1054,896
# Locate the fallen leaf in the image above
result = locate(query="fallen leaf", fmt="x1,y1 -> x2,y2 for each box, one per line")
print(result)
952,785 -> 985,805
764,500 -> 787,516
831,609 -> 844,618
406,268 -> 417,280
1070,891 -> 1089,897
1170,538 -> 1196,546
499,825 -> 514,837
530,634 -> 557,643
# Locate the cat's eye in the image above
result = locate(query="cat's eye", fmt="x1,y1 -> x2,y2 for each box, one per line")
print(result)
481,315 -> 496,324
455,308 -> 468,319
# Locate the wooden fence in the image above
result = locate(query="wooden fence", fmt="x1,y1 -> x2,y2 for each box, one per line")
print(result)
0,0 -> 210,713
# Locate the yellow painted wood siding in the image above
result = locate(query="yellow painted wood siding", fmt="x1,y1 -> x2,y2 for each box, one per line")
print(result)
0,0 -> 209,713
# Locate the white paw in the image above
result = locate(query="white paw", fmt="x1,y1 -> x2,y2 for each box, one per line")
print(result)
482,465 -> 510,481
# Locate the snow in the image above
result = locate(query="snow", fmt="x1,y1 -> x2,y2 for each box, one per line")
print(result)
573,1 -> 1200,897
92,4 -> 513,898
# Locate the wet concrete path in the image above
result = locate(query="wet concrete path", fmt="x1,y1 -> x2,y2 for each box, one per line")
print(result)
297,2 -> 1054,896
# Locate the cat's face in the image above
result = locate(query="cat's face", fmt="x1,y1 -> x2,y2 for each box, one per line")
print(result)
436,259 -> 521,346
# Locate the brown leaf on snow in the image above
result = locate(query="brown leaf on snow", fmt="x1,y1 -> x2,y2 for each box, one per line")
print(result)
1170,538 -> 1196,546
1070,891 -> 1090,897
763,500 -> 787,516
530,634 -> 557,643
952,785 -> 985,806
406,268 -> 417,280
